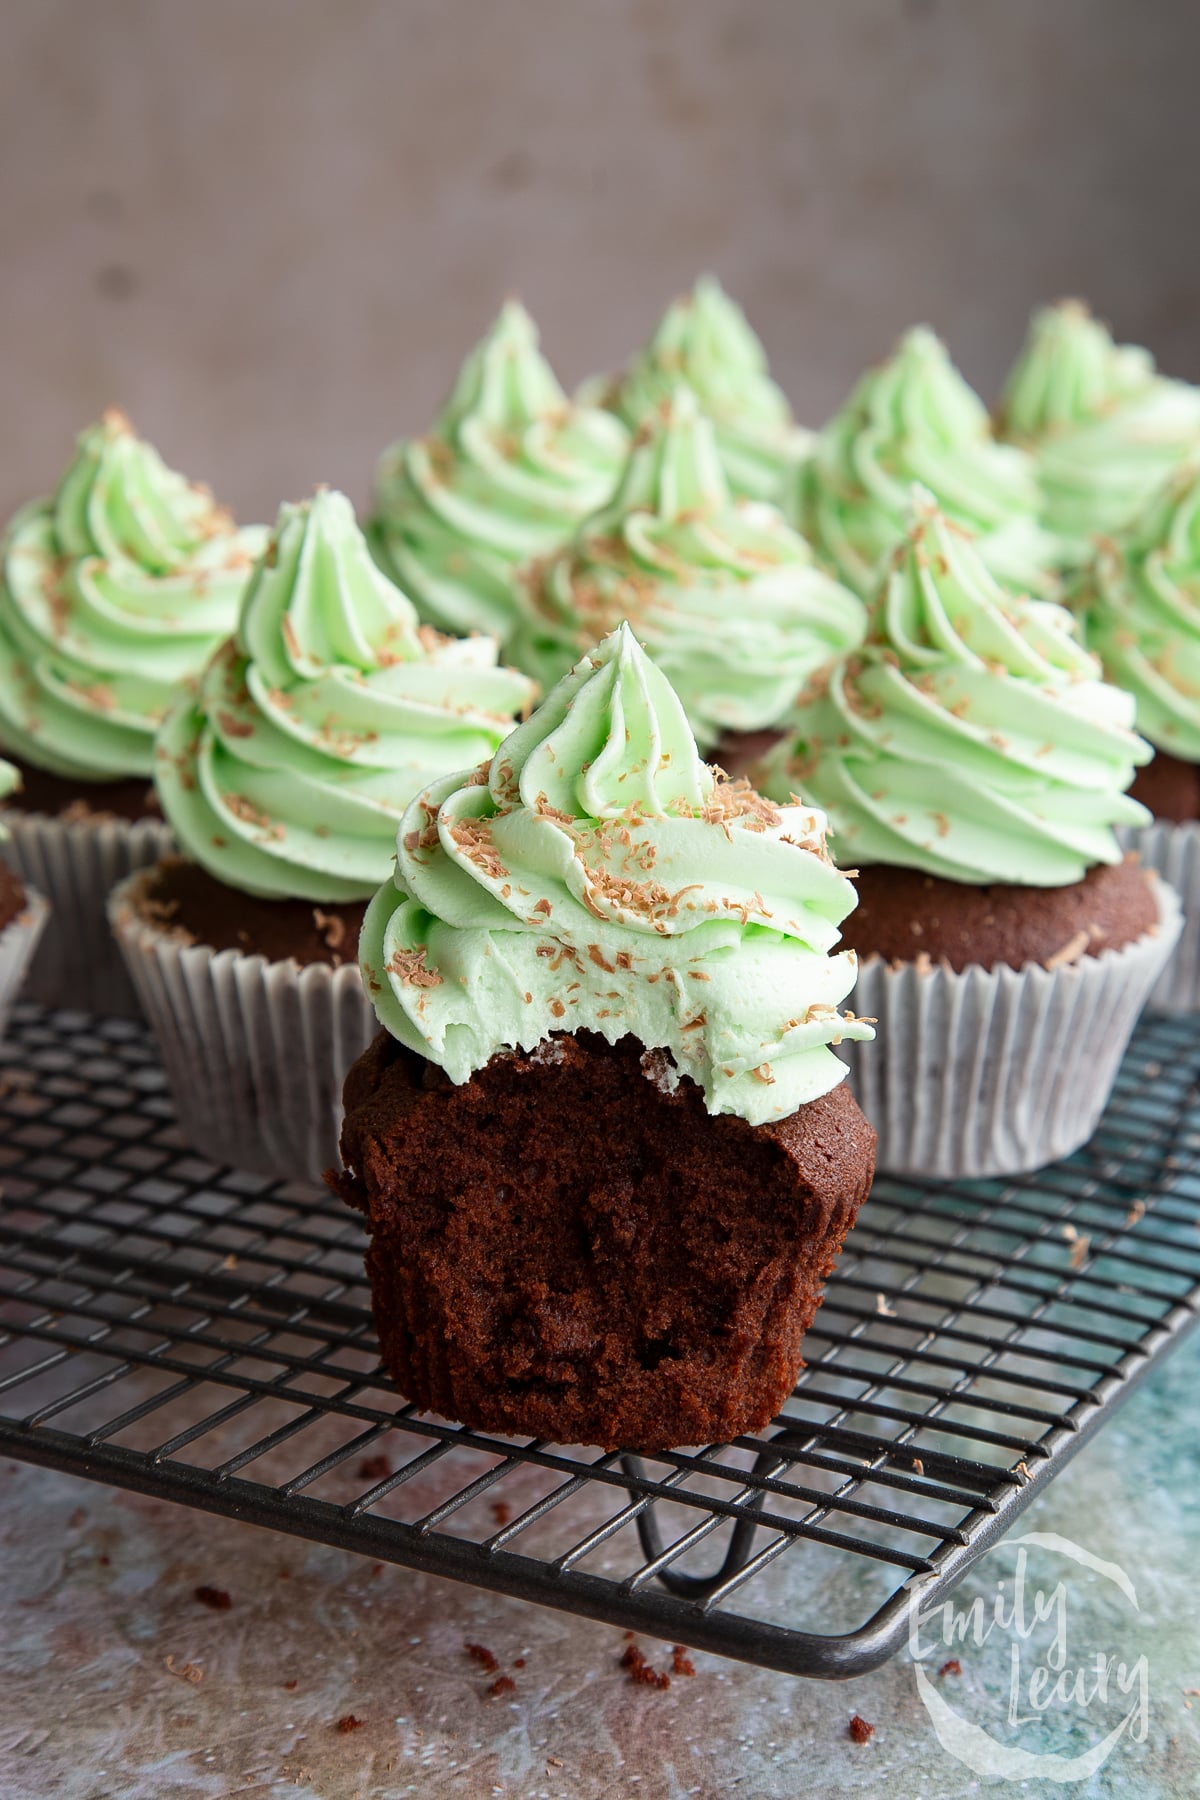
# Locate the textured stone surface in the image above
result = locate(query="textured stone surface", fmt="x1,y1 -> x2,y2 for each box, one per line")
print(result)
0,1 -> 1197,524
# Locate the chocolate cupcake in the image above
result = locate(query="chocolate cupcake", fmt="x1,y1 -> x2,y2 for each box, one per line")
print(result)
585,274 -> 813,506
998,300 -> 1200,573
1079,461 -> 1200,1008
329,623 -> 876,1451
793,327 -> 1058,602
0,409 -> 264,1013
370,301 -> 629,643
760,488 -> 1180,1178
507,389 -> 866,762
110,488 -> 535,1184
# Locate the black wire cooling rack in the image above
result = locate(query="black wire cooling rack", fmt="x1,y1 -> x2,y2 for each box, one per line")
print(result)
1,1003 -> 1199,1680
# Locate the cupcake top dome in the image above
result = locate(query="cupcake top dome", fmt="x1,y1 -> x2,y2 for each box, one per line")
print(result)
508,388 -> 867,750
0,409 -> 265,780
761,487 -> 1150,886
591,275 -> 812,506
370,301 -> 629,642
1081,460 -> 1200,761
155,488 -> 535,902
794,327 -> 1057,601
999,299 -> 1200,565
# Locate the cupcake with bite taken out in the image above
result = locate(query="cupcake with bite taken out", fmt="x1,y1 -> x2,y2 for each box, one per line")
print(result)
370,301 -> 629,643
0,408 -> 264,1014
110,488 -> 535,1185
507,388 -> 866,772
1079,460 -> 1200,1008
329,622 -> 876,1451
760,487 -> 1180,1178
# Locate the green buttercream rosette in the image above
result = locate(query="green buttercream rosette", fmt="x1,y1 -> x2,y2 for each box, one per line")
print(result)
999,300 -> 1200,569
795,327 -> 1057,601
155,489 -> 535,902
591,275 -> 812,506
371,302 -> 629,642
0,409 -> 265,780
361,622 -> 873,1126
508,389 -> 867,750
762,487 -> 1150,886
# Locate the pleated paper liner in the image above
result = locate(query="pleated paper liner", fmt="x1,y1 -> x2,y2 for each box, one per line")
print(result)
1117,822 -> 1200,1013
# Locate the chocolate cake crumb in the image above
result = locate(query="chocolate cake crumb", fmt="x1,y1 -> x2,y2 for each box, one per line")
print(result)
620,1645 -> 670,1689
284,1679 -> 298,1691
939,1659 -> 962,1678
490,1500 -> 512,1527
335,1714 -> 365,1733
357,1454 -> 392,1481
465,1642 -> 499,1674
847,1713 -> 875,1744
487,1675 -> 516,1699
194,1585 -> 231,1611
671,1646 -> 696,1677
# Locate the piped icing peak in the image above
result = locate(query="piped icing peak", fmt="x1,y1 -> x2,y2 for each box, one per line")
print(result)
0,411 -> 264,780
762,486 -> 1150,887
155,488 -> 535,903
595,275 -> 811,504
509,390 -> 867,749
361,623 -> 873,1125
998,300 -> 1200,561
795,326 -> 1056,601
370,302 -> 629,641
1082,459 -> 1200,760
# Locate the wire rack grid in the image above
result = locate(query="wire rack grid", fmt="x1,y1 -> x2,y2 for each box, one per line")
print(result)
1,1002 -> 1198,1680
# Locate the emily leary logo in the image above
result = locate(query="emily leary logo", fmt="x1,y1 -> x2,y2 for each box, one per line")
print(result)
905,1532 -> 1150,1781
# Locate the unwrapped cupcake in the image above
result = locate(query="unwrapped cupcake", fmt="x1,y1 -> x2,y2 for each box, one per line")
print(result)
760,487 -> 1180,1178
793,326 -> 1058,602
0,409 -> 264,1013
1080,461 -> 1200,1009
586,274 -> 812,506
109,488 -> 535,1184
331,622 -> 877,1450
999,300 -> 1200,571
370,301 -> 629,642
507,388 -> 866,762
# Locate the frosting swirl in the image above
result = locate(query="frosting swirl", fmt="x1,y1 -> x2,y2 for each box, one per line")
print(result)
1081,460 -> 1200,760
592,275 -> 812,505
0,409 -> 264,780
370,302 -> 629,641
762,489 -> 1150,885
999,300 -> 1200,565
155,489 -> 536,902
361,622 -> 872,1125
507,390 -> 867,749
794,327 -> 1056,600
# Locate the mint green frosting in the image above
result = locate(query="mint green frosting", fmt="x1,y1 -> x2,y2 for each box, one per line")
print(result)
762,488 -> 1150,885
1081,460 -> 1200,760
592,275 -> 812,505
370,302 -> 629,641
999,300 -> 1200,566
0,410 -> 264,780
155,489 -> 536,902
507,390 -> 867,749
795,327 -> 1057,600
361,623 -> 872,1125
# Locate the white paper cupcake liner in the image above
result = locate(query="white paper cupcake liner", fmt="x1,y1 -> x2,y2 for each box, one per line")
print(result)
1116,823 -> 1200,1012
0,886 -> 51,1036
0,809 -> 174,1017
108,867 -> 378,1187
837,874 -> 1183,1180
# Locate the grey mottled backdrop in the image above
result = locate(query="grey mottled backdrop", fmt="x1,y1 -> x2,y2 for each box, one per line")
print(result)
1,0 -> 1197,524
